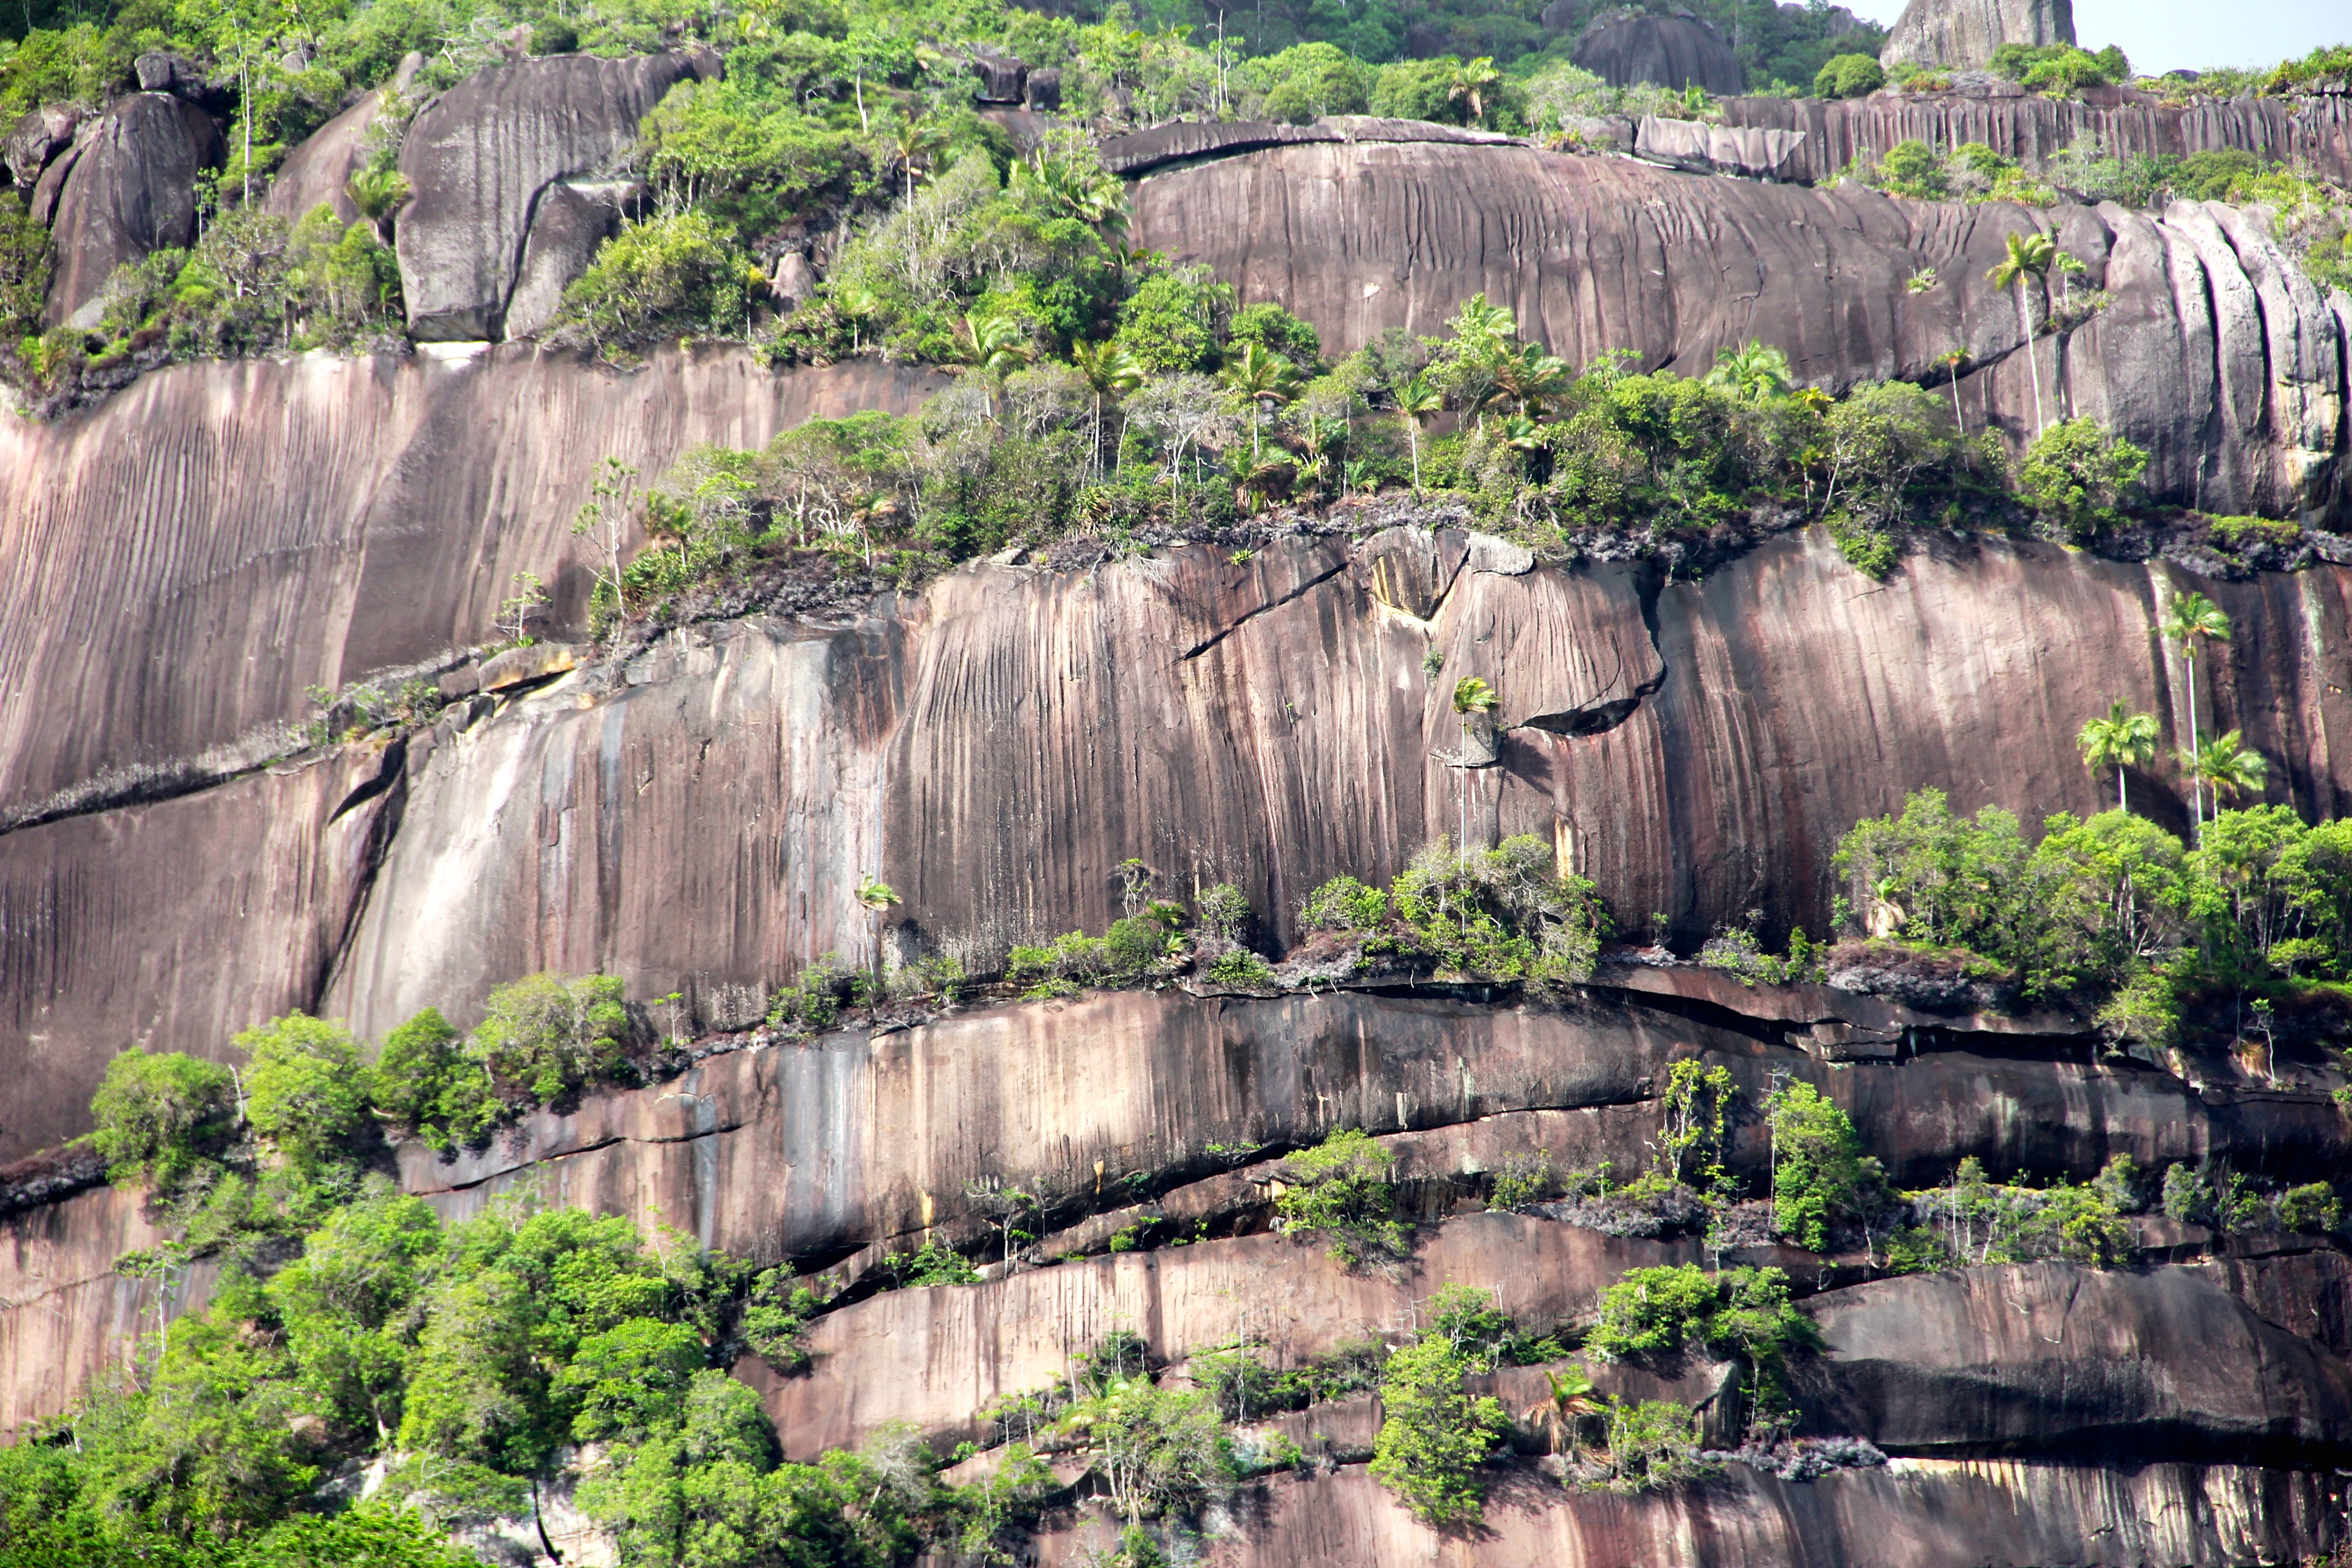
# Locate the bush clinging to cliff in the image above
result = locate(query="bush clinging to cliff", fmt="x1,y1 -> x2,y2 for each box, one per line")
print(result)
89,1048 -> 240,1198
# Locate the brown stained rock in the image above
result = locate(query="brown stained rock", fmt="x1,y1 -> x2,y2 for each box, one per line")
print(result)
1798,1261 -> 2352,1460
1020,1458 -> 2337,1566
1098,115 -> 1519,178
0,349 -> 943,827
474,638 -> 585,690
1128,141 -> 2350,518
0,747 -> 406,1165
1571,13 -> 1744,95
261,89 -> 382,227
744,1216 -> 1691,1456
3,103 -> 86,189
1881,0 -> 2073,73
500,180 -> 642,341
395,52 -> 709,340
42,93 -> 223,330
1716,91 -> 2352,191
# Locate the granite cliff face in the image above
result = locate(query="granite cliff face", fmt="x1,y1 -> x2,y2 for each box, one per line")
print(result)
5,50 -> 2352,1568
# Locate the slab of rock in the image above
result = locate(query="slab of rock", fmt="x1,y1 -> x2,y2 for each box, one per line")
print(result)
1572,13 -> 1744,95
395,51 -> 711,340
475,639 -> 585,690
1881,0 -> 2074,72
4,103 -> 86,189
1635,114 -> 1808,179
500,179 -> 642,341
24,119 -> 91,225
42,93 -> 223,329
264,91 -> 382,226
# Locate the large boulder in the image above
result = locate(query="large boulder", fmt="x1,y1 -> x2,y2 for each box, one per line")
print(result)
499,179 -> 642,341
263,55 -> 421,227
42,93 -> 223,329
394,50 -> 713,341
3,103 -> 86,189
1881,0 -> 2074,73
1571,12 -> 1744,96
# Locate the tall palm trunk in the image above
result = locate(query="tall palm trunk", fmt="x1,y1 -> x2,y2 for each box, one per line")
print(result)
1408,421 -> 1422,495
2117,764 -> 2127,813
2015,278 -> 2045,438
2184,640 -> 2203,833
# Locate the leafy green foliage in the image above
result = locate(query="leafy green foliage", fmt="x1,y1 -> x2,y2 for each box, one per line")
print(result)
1391,833 -> 1607,985
1589,1398 -> 1710,1493
1274,1127 -> 1407,1266
1813,53 -> 1883,98
88,1048 -> 238,1200
552,211 -> 750,363
2019,417 -> 2148,542
1367,1334 -> 1508,1526
1900,1157 -> 2134,1269
1762,1081 -> 1888,1252
470,971 -> 632,1108
238,1014 -> 370,1176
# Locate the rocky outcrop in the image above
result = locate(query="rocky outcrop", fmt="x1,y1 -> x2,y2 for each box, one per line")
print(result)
1571,13 -> 1744,96
500,179 -> 642,341
262,59 -> 425,228
1633,114 -> 1808,179
1716,88 -> 2352,190
3,103 -> 86,190
1127,139 -> 2352,517
1881,0 -> 2073,73
1019,1459 -> 2338,1566
395,50 -> 713,340
1098,115 -> 1520,178
41,93 -> 223,329
0,348 -> 941,832
12,523 -> 2352,1155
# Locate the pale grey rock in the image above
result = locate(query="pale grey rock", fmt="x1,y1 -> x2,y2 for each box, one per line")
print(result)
1881,0 -> 2074,71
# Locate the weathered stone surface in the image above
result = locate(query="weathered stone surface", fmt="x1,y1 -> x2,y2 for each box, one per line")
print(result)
4,103 -> 86,189
1633,114 -> 1808,179
474,638 -> 586,690
262,87 -> 387,227
1128,140 -> 2352,516
0,746 -> 407,1166
42,93 -> 223,329
395,52 -> 709,340
1572,13 -> 1744,95
1715,89 -> 2352,190
1800,1262 -> 2352,1461
1021,1459 -> 2338,1566
1099,115 -> 1519,177
1882,0 -> 2073,72
500,179 -> 641,341
0,348 -> 941,830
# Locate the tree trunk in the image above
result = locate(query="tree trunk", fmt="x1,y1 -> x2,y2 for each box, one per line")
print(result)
2017,279 -> 2045,438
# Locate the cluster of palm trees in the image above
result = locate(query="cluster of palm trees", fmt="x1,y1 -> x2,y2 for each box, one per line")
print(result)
2076,590 -> 2268,833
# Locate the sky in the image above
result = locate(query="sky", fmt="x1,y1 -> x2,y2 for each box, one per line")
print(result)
1835,0 -> 2349,75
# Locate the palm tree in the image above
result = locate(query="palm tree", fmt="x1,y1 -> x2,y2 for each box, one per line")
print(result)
2159,590 -> 2233,829
1484,341 -> 1573,419
1937,348 -> 1969,442
1987,228 -> 2057,437
957,314 -> 1034,418
855,875 -> 901,994
1070,340 -> 1146,478
1445,291 -> 1515,351
1219,342 -> 1303,461
1394,371 -> 1443,496
887,114 -> 947,205
2180,730 -> 2268,822
2077,701 -> 2160,812
1519,1365 -> 1603,1460
1702,340 -> 1793,404
1447,55 -> 1501,126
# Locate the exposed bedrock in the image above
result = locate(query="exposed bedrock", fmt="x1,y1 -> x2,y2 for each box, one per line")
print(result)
1127,141 -> 2352,519
10,529 -> 2352,1159
394,49 -> 716,340
1022,1459 -> 2340,1567
1716,89 -> 2352,192
1569,13 -> 1745,96
0,348 -> 941,832
1881,0 -> 2073,73
41,92 -> 224,330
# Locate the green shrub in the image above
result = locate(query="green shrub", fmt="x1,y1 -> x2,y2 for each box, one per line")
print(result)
2276,1182 -> 2342,1235
1391,833 -> 1606,985
1591,1398 -> 1710,1492
1873,138 -> 1946,199
2018,417 -> 2147,542
1762,1081 -> 1888,1251
1367,1334 -> 1508,1525
885,1241 -> 981,1287
1813,53 -> 1885,98
370,1007 -> 461,1134
1227,300 -> 1322,367
472,972 -> 632,1107
1586,1264 -> 1727,1357
1112,267 -> 1229,373
553,211 -> 750,362
237,1012 -> 370,1174
1243,41 -> 1372,124
1299,874 -> 1390,933
90,1049 -> 240,1197
1275,1127 -> 1407,1265
1205,949 -> 1277,986
1487,1151 -> 1554,1209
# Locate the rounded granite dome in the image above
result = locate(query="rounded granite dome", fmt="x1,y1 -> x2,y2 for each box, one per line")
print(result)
1569,12 -> 1745,95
